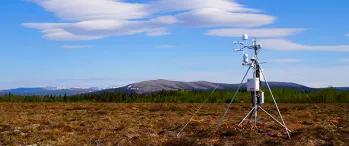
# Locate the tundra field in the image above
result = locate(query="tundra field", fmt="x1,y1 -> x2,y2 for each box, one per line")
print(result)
0,103 -> 348,145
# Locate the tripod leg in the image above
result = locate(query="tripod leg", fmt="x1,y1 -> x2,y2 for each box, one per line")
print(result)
244,108 -> 255,129
216,66 -> 251,131
259,106 -> 291,132
260,66 -> 291,139
236,107 -> 255,129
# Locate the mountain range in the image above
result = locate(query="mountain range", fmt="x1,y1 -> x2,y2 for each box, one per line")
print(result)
98,79 -> 313,94
93,79 -> 349,94
1,79 -> 348,96
0,87 -> 100,96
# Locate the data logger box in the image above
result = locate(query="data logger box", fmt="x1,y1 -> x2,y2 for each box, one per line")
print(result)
247,78 -> 260,91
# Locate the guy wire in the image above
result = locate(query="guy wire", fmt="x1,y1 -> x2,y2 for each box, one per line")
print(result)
177,83 -> 221,136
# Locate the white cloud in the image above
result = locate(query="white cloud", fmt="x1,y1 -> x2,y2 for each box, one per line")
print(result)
23,0 -> 279,41
60,45 -> 92,49
152,1 -> 275,28
266,59 -> 304,63
150,16 -> 178,24
175,8 -> 275,27
205,28 -> 306,37
45,29 -> 103,41
22,23 -> 103,40
157,45 -> 176,49
25,0 -> 150,21
23,20 -> 170,40
346,34 -> 349,36
150,0 -> 259,13
259,39 -> 349,52
339,58 -> 349,62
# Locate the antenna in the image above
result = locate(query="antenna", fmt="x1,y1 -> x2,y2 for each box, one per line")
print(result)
217,34 -> 291,139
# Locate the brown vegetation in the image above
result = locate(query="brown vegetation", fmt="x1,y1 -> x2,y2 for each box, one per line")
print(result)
0,103 -> 348,145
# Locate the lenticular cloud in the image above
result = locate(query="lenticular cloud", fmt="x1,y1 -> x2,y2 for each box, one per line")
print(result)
23,0 -> 276,41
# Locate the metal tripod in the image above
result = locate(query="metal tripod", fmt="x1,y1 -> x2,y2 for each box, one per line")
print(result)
216,58 -> 292,139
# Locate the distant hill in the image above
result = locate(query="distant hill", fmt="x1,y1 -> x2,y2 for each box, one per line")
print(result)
1,79 -> 347,96
334,87 -> 349,91
0,87 -> 99,96
97,79 -> 314,94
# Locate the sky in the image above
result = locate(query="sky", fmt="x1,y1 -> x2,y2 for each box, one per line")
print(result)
0,0 -> 348,89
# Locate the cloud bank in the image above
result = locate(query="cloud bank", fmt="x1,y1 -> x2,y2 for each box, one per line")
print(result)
25,0 -> 150,21
24,0 -> 348,53
23,0 -> 277,41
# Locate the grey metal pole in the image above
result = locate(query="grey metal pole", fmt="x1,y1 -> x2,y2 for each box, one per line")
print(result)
254,103 -> 258,127
216,66 -> 251,131
253,62 -> 258,127
259,66 -> 291,139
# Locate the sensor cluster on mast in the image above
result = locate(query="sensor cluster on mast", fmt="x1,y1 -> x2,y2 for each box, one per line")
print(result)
217,34 -> 291,139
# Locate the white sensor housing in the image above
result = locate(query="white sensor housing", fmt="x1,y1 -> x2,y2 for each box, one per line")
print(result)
243,53 -> 248,63
259,91 -> 264,104
247,78 -> 260,91
242,34 -> 248,40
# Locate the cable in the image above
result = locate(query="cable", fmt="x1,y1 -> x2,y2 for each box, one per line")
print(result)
177,83 -> 221,136
295,84 -> 340,127
216,66 -> 251,130
295,83 -> 321,111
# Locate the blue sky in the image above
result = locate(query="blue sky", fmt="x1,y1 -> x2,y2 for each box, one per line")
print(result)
0,0 -> 348,89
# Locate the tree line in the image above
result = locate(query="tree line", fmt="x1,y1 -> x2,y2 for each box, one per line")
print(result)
0,87 -> 348,103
